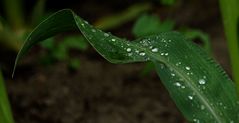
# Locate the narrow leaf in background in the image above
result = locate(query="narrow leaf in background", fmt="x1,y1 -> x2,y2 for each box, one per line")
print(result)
219,0 -> 239,93
0,70 -> 15,123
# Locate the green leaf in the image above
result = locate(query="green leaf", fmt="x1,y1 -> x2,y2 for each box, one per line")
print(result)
62,35 -> 88,50
219,0 -> 239,93
0,70 -> 14,123
160,0 -> 176,6
13,9 -> 239,122
30,0 -> 46,27
182,29 -> 211,54
133,14 -> 174,37
68,58 -> 81,70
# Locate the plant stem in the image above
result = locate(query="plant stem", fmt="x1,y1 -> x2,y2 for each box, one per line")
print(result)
0,70 -> 15,123
219,0 -> 239,93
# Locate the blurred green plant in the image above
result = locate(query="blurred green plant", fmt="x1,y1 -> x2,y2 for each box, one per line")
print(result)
133,14 -> 175,37
40,36 -> 88,70
219,0 -> 239,93
13,9 -> 239,122
0,70 -> 14,123
153,0 -> 176,6
0,0 -> 46,51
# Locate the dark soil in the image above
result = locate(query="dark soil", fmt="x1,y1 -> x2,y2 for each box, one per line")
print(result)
8,54 -> 186,123
2,0 -> 232,123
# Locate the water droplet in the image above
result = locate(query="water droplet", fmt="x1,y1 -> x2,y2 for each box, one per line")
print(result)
175,82 -> 181,87
91,29 -> 96,32
198,79 -> 206,85
176,62 -> 181,66
151,48 -> 158,52
84,20 -> 89,24
201,105 -> 205,110
104,33 -> 109,37
185,66 -> 190,70
193,119 -> 200,123
188,96 -> 193,100
128,53 -> 133,56
111,39 -> 116,42
126,48 -> 131,52
139,52 -> 146,56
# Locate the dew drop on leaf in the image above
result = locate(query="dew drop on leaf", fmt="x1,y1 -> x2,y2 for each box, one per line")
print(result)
151,48 -> 158,52
128,53 -> 133,56
126,48 -> 131,52
104,33 -> 109,37
175,82 -> 181,87
171,73 -> 175,77
201,105 -> 205,110
199,79 -> 206,85
139,52 -> 146,56
91,29 -> 96,32
176,62 -> 181,66
188,95 -> 193,100
185,66 -> 191,70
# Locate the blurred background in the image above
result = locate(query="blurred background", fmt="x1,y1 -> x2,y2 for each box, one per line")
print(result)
0,0 -> 231,123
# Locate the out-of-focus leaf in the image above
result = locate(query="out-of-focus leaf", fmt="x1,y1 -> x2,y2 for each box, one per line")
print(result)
160,0 -> 176,5
68,58 -> 81,70
182,29 -> 211,54
31,0 -> 46,27
40,38 -> 55,49
62,35 -> 88,50
13,9 -> 239,122
0,70 -> 14,123
133,14 -> 174,37
219,0 -> 239,90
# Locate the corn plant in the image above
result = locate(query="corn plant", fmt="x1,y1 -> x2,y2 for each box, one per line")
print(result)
13,9 -> 239,122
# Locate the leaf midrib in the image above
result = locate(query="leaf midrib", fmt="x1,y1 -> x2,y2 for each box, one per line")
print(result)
123,40 -> 223,122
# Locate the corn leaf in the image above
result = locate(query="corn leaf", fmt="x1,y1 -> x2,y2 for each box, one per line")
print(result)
0,70 -> 14,123
13,9 -> 239,122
